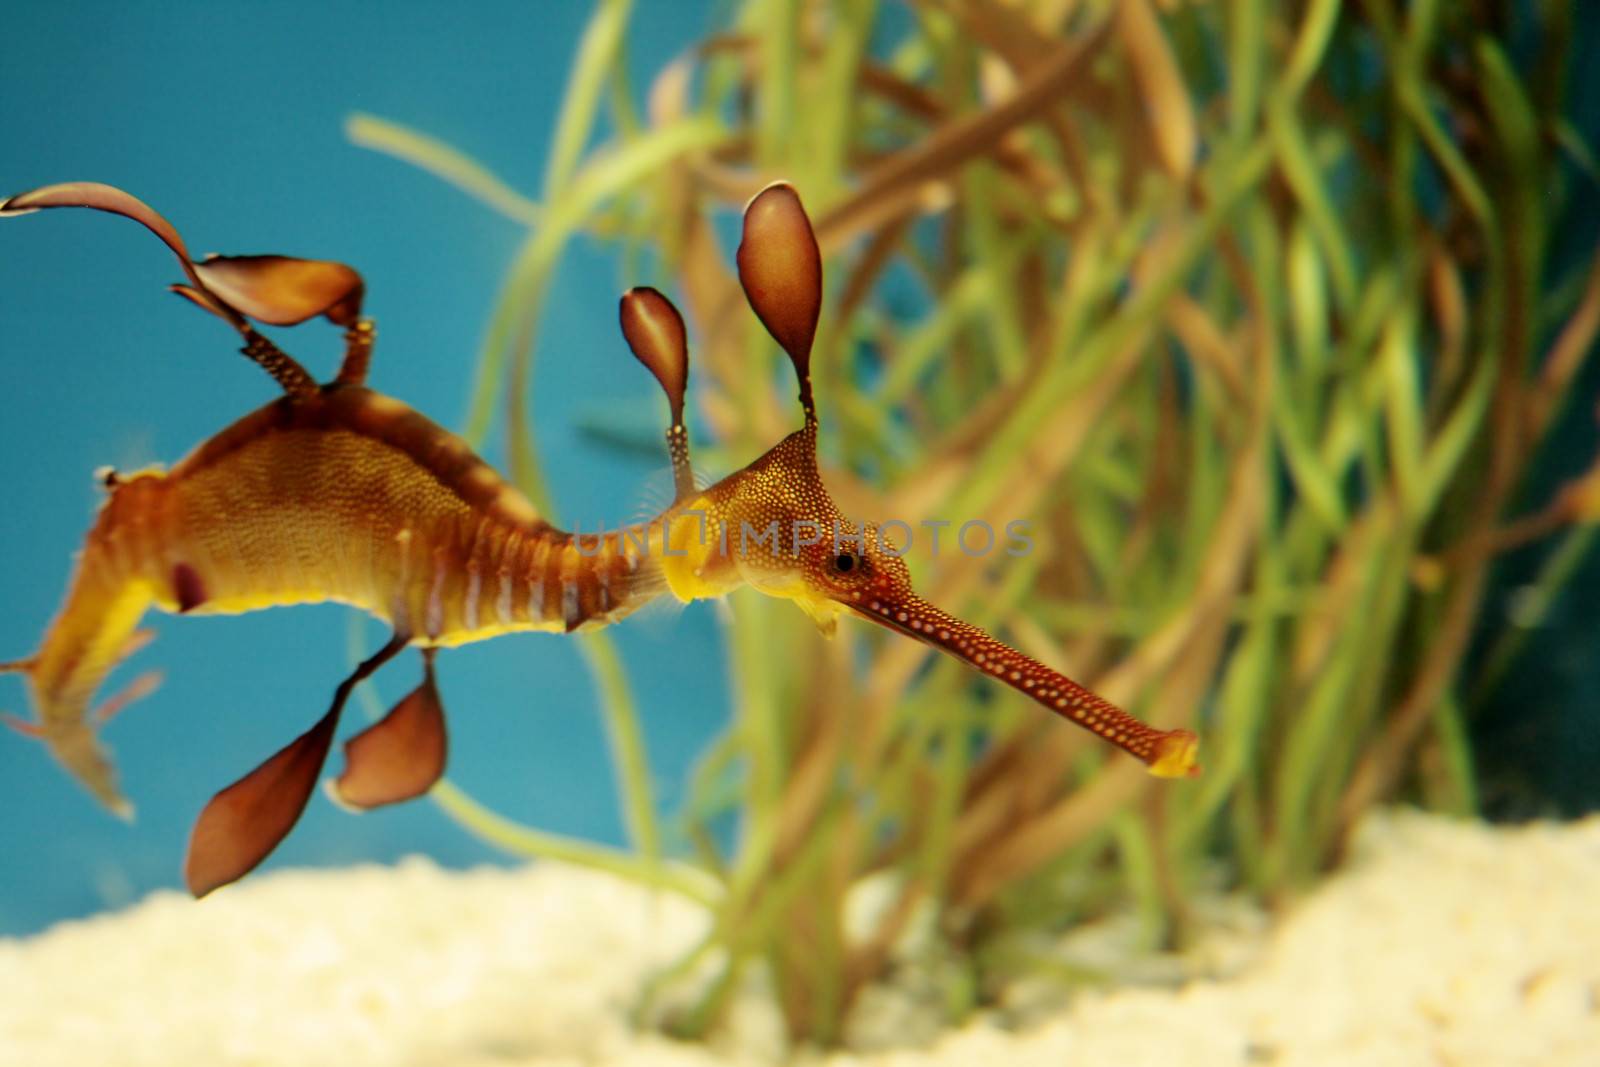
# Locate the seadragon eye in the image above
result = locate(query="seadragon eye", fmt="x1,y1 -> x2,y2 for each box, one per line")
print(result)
831,551 -> 859,575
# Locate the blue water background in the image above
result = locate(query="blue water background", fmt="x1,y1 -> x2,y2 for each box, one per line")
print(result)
0,2 -> 726,935
4,2 -> 1598,938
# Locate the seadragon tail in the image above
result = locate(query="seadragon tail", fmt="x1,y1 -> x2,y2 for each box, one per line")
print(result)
3,491 -> 168,818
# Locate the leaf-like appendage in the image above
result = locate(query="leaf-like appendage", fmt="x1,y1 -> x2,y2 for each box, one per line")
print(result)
331,664 -> 447,810
2,182 -> 365,332
194,255 -> 365,327
1,181 -> 209,297
736,182 -> 822,412
619,286 -> 689,425
184,704 -> 342,897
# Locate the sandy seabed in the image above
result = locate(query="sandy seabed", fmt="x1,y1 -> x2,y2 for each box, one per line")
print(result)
3,810 -> 1598,1067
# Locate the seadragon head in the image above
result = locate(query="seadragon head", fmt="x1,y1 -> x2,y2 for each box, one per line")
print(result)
619,183 -> 1200,779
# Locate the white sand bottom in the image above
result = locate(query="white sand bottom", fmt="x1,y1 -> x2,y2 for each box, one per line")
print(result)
3,810 -> 1598,1067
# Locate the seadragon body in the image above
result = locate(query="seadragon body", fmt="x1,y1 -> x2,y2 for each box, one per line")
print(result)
1,181 -> 1199,898
29,386 -> 670,805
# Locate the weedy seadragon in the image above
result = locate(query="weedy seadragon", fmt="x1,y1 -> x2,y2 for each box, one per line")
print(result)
0,181 -> 1199,897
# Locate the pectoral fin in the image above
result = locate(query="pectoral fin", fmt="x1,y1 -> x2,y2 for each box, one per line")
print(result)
792,595 -> 840,638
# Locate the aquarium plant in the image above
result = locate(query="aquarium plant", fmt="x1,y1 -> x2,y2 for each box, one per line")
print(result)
349,0 -> 1599,1046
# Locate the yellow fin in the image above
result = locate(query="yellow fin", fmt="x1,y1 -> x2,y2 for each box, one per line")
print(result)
791,594 -> 839,638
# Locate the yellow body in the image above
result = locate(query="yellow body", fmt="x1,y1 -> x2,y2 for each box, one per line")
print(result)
15,386 -> 663,812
